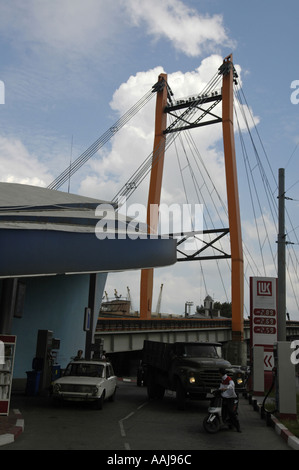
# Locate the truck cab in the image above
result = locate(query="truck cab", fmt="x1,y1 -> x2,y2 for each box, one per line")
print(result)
140,340 -> 246,409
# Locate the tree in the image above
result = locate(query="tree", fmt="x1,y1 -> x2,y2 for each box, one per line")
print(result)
213,301 -> 232,318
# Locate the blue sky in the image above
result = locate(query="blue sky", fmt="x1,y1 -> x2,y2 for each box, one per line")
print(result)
0,0 -> 298,319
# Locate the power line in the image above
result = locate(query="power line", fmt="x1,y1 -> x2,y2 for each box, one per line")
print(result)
285,142 -> 299,169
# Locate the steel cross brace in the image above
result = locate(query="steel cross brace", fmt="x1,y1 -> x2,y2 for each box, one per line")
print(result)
174,228 -> 231,261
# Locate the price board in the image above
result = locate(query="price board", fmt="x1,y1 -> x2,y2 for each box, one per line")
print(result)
250,277 -> 278,391
250,277 -> 278,347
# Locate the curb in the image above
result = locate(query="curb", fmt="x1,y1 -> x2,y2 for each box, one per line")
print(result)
271,416 -> 299,450
250,396 -> 299,451
0,409 -> 24,447
117,377 -> 137,383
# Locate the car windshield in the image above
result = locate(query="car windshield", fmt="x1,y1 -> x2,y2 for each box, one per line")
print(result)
64,363 -> 104,378
183,344 -> 221,358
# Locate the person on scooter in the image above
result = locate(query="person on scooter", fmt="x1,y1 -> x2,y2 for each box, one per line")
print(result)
219,368 -> 241,432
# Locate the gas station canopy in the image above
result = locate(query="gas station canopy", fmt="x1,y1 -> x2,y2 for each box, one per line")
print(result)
0,183 -> 176,278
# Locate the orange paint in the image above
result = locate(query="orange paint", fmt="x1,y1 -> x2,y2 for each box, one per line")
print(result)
221,55 -> 244,340
140,74 -> 168,319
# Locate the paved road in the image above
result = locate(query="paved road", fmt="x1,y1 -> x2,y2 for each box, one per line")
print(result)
2,380 -> 290,451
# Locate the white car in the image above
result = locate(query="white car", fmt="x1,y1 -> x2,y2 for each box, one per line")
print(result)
51,360 -> 117,409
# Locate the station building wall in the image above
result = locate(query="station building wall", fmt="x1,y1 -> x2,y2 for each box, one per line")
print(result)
7,272 -> 107,378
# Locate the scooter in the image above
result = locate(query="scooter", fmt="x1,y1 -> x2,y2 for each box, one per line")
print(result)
203,389 -> 239,433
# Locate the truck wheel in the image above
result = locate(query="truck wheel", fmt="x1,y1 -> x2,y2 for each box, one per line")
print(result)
155,384 -> 165,399
137,369 -> 142,387
147,374 -> 165,400
147,374 -> 156,399
176,380 -> 186,410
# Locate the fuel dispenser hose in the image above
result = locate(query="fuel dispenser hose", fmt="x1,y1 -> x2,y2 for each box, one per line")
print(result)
261,367 -> 278,424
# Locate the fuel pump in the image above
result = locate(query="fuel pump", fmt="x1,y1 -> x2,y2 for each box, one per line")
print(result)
93,337 -> 104,360
261,348 -> 277,420
34,330 -> 60,393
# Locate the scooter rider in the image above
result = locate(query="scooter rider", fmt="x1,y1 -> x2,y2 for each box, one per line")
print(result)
219,368 -> 241,432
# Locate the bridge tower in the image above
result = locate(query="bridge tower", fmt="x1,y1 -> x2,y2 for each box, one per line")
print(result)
140,73 -> 168,319
140,55 -> 245,361
221,55 -> 244,343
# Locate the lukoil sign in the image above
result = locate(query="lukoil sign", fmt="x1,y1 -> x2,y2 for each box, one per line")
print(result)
257,280 -> 272,297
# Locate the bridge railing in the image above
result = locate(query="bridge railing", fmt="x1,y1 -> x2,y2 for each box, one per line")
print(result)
96,318 -> 299,333
95,317 -> 244,332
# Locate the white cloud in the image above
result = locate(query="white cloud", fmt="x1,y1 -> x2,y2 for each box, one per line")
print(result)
124,0 -> 235,57
0,1 -> 234,82
0,1 -> 235,108
104,261 -> 209,317
78,55 -> 256,212
0,136 -> 52,187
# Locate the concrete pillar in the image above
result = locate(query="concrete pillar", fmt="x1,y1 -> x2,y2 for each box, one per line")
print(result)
276,341 -> 297,419
253,346 -> 264,396
224,340 -> 247,366
85,273 -> 98,360
0,279 -> 18,334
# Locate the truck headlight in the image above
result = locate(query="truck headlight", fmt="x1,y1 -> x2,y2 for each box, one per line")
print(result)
237,378 -> 243,385
189,376 -> 196,384
92,386 -> 99,396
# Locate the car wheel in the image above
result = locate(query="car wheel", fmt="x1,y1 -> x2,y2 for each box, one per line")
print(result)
95,392 -> 105,410
109,387 -> 116,402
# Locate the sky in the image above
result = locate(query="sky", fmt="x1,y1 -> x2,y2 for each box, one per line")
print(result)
0,0 -> 299,319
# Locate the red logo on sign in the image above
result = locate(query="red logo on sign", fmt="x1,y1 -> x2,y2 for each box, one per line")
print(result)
257,281 -> 272,296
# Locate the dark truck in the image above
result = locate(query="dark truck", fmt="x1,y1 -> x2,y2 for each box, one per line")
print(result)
138,340 -> 245,409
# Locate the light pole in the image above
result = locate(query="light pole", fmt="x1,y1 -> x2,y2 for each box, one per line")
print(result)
277,168 -> 286,341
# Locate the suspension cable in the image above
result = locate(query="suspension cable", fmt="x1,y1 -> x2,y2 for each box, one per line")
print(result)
112,71 -> 223,205
47,84 -> 160,191
234,86 -> 299,314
